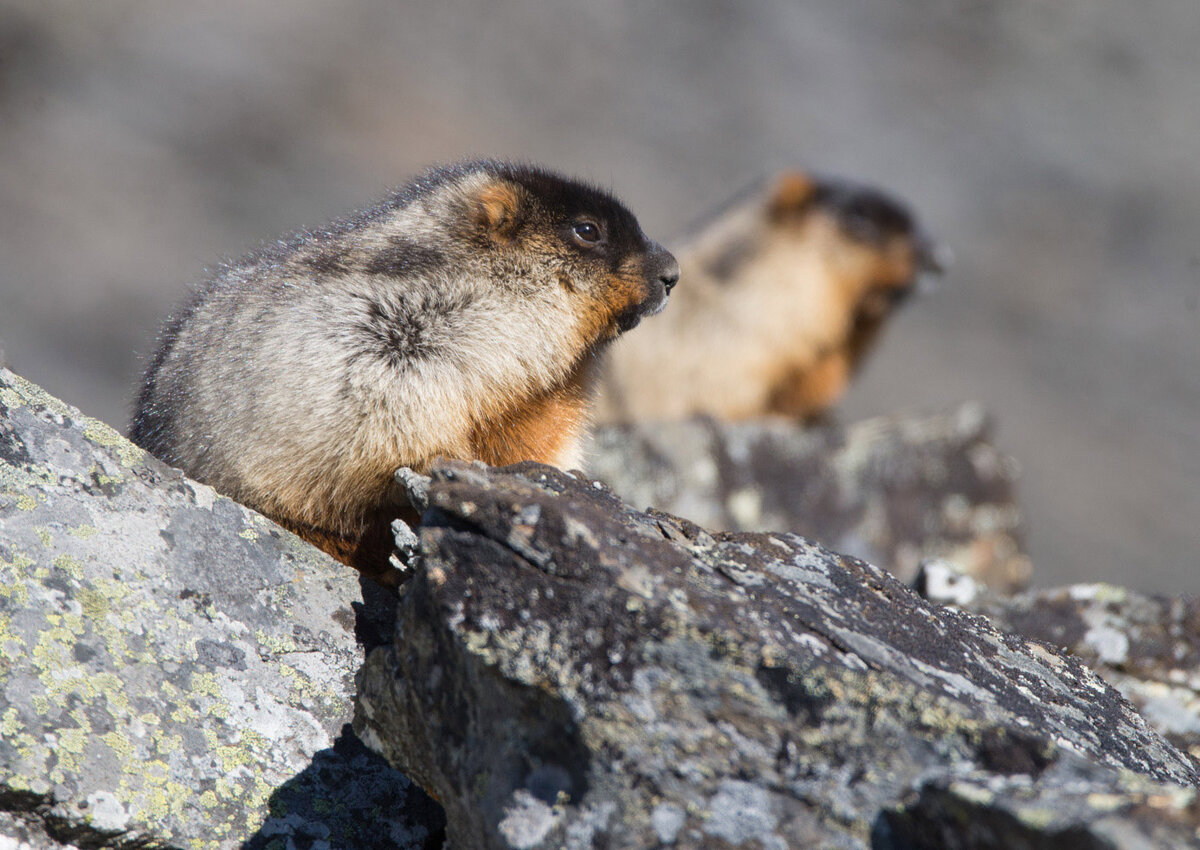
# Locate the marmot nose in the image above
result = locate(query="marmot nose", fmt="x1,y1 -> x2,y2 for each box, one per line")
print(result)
651,250 -> 680,294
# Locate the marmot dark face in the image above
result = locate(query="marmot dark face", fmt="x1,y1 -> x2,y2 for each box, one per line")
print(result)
130,160 -> 676,577
444,162 -> 679,337
769,172 -> 942,319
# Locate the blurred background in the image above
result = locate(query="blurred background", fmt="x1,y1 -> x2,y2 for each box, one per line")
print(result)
1,0 -> 1196,593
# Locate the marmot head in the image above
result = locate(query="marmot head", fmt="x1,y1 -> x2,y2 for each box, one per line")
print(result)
412,161 -> 679,342
765,171 -> 944,319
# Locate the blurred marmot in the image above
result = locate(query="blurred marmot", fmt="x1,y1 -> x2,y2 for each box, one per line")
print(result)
595,171 -> 941,423
131,160 -> 678,581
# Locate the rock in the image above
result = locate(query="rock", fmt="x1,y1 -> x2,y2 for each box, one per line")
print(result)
921,570 -> 1200,766
355,461 -> 1199,849
881,774 -> 1200,850
589,404 -> 1030,592
0,369 -> 441,849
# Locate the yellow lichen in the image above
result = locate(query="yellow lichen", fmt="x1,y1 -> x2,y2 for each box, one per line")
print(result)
213,775 -> 237,801
0,387 -> 24,409
189,671 -> 221,699
170,703 -> 198,724
59,727 -> 88,755
78,587 -> 111,622
0,707 -> 19,736
255,630 -> 298,655
53,553 -> 84,581
0,615 -> 26,663
216,744 -> 253,773
155,732 -> 184,756
103,730 -> 136,762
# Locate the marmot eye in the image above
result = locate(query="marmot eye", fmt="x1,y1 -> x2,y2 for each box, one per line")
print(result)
572,221 -> 602,245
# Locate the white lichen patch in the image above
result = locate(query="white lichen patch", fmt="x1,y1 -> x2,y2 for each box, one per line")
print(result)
498,790 -> 560,850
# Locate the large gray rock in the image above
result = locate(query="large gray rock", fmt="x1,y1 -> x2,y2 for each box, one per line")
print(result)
0,369 -> 440,849
590,405 -> 1030,592
355,461 -> 1199,849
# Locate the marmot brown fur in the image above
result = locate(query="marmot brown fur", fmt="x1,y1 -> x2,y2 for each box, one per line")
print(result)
595,170 -> 940,423
131,160 -> 678,582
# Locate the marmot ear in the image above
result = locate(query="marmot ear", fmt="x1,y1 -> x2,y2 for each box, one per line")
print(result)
471,179 -> 527,241
767,171 -> 818,221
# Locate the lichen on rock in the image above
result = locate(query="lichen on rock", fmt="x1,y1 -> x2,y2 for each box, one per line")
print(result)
0,368 -> 438,849
355,460 -> 1200,849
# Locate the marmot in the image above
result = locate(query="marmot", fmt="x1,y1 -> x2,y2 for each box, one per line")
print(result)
131,160 -> 678,581
595,171 -> 941,423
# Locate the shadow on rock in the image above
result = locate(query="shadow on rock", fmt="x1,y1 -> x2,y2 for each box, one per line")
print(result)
242,725 -> 445,850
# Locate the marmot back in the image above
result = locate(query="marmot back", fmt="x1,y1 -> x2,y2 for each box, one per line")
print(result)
132,160 -> 678,581
595,171 -> 941,423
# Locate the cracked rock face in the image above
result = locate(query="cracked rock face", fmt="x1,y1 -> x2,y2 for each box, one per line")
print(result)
354,461 -> 1199,849
589,404 -> 1029,592
0,369 -> 439,849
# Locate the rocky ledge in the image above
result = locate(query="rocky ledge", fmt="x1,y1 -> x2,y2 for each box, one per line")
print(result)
920,562 -> 1200,767
5,367 -> 1199,849
355,461 -> 1200,849
590,405 -> 1029,592
0,368 -> 441,849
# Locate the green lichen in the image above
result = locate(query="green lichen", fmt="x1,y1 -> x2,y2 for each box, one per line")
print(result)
68,524 -> 100,539
0,615 -> 26,663
78,587 -> 110,621
171,703 -> 199,724
0,707 -> 19,736
255,629 -> 298,656
0,386 -> 24,409
104,730 -> 136,762
82,418 -> 146,468
216,743 -> 254,774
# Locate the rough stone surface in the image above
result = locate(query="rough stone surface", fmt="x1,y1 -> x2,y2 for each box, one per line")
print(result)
920,567 -> 1200,768
881,773 -> 1200,850
0,369 -> 439,849
355,461 -> 1199,849
589,404 -> 1030,592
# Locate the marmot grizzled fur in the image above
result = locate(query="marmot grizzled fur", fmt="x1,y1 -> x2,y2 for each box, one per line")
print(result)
595,171 -> 941,423
131,160 -> 678,581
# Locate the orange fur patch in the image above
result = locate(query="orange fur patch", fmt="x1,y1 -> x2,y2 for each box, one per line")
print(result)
766,350 -> 852,419
468,357 -> 594,468
589,258 -> 652,342
474,180 -> 525,240
768,172 -> 818,220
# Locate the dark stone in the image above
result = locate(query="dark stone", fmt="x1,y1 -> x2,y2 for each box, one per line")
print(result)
355,461 -> 1199,849
920,568 -> 1200,767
